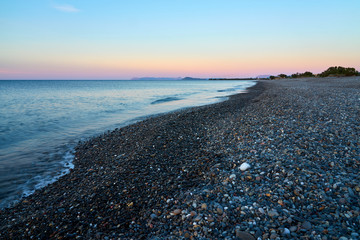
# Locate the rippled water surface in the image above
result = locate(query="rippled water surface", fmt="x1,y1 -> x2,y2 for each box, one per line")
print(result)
0,80 -> 255,208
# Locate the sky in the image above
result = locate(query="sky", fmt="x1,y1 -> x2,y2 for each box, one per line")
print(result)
0,0 -> 359,80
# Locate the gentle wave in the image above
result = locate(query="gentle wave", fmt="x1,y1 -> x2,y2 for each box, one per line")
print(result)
151,96 -> 183,105
217,87 -> 236,92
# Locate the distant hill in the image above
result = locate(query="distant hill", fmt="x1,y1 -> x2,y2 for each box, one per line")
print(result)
131,77 -> 209,81
256,75 -> 271,79
209,78 -> 256,80
131,77 -> 182,81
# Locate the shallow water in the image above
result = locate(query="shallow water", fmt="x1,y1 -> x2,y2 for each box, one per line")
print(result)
0,79 -> 255,208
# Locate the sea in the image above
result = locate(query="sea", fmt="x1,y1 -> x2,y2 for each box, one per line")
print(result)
0,79 -> 256,209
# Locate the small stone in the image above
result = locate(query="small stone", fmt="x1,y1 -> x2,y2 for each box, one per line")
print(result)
201,203 -> 207,210
301,221 -> 312,230
351,232 -> 359,238
289,226 -> 297,232
235,229 -> 255,240
171,209 -> 182,215
283,228 -> 290,235
339,198 -> 346,204
239,162 -> 250,171
229,174 -> 236,180
348,187 -> 355,196
258,207 -> 265,214
270,233 -> 278,239
268,210 -> 279,217
255,229 -> 262,238
207,216 -> 214,222
217,206 -> 224,215
339,237 -> 348,240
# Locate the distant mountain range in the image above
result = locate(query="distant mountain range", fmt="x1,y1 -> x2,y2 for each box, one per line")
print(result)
256,75 -> 271,79
131,77 -> 182,81
131,77 -> 208,81
131,76 -> 270,81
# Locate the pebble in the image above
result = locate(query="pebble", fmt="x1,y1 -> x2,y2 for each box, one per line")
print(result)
201,203 -> 207,210
268,210 -> 279,217
217,205 -> 224,215
283,228 -> 290,235
351,232 -> 359,238
348,187 -> 355,196
235,229 -> 255,240
270,233 -> 278,239
290,226 -> 298,232
171,209 -> 182,215
239,162 -> 250,171
258,207 -> 265,214
339,198 -> 347,204
302,221 -> 312,230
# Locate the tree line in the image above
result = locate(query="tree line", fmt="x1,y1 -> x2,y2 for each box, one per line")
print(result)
269,66 -> 359,80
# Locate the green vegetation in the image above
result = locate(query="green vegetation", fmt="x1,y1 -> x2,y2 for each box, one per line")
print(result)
291,71 -> 315,78
208,66 -> 358,81
319,66 -> 359,77
269,72 -> 314,79
269,66 -> 359,80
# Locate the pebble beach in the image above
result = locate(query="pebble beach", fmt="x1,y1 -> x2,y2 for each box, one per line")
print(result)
0,77 -> 359,239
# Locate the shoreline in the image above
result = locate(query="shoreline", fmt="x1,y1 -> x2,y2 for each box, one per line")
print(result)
1,77 -> 359,239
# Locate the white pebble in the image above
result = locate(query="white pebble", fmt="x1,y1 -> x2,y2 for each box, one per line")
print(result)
239,162 -> 250,171
283,228 -> 290,235
258,207 -> 265,214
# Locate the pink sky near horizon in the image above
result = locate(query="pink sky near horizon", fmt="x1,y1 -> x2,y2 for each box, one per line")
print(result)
1,55 -> 355,80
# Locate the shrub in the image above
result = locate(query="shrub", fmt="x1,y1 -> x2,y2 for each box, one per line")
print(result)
319,66 -> 359,77
291,72 -> 314,78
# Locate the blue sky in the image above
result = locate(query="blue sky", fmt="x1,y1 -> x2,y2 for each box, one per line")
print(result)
1,0 -> 359,79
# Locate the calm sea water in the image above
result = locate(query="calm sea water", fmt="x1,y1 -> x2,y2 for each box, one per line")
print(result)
0,80 -> 255,208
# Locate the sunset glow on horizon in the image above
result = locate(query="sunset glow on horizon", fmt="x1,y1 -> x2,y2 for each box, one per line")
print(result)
1,0 -> 359,80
